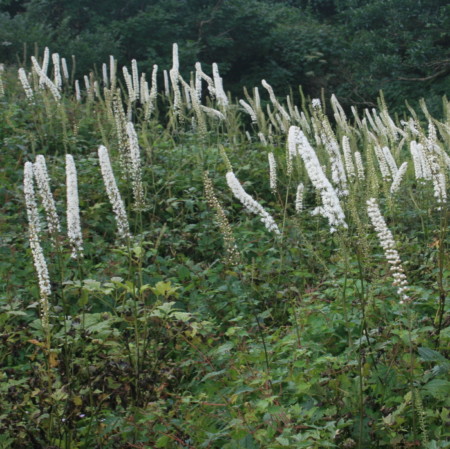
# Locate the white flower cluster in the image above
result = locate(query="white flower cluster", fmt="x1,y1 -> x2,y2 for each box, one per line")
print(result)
18,68 -> 34,101
226,171 -> 280,234
34,155 -> 61,238
212,63 -> 228,108
295,183 -> 304,213
342,136 -> 355,178
262,79 -> 290,122
239,99 -> 257,123
98,146 -> 131,240
268,152 -> 277,192
288,126 -> 347,232
126,122 -> 145,208
31,56 -> 61,101
366,198 -> 410,303
24,162 -> 51,327
409,141 -> 431,182
170,43 -> 182,114
390,162 -> 408,195
354,151 -> 365,180
66,154 -> 83,258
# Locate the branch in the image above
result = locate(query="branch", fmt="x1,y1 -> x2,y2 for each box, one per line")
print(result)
398,68 -> 450,82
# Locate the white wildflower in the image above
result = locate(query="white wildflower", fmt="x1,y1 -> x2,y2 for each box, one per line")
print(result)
66,154 -> 83,258
52,53 -> 62,90
98,146 -> 131,239
24,162 -> 51,327
126,122 -> 144,208
18,68 -> 34,100
311,98 -> 321,110
390,162 -> 408,195
354,152 -> 365,180
239,99 -> 257,123
342,136 -> 355,178
268,152 -> 277,192
288,126 -> 347,232
367,198 -> 410,303
102,63 -> 108,87
61,57 -> 69,80
226,171 -> 280,234
163,69 -> 169,97
295,183 -> 304,213
75,80 -> 81,102
212,63 -> 228,108
34,155 -> 61,237
258,133 -> 268,146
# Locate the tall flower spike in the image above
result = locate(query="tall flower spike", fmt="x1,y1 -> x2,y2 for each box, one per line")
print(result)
268,152 -> 277,192
226,171 -> 280,235
126,122 -> 145,209
18,68 -> 34,101
66,154 -> 83,258
354,152 -> 365,180
98,146 -> 131,240
212,63 -> 228,108
288,126 -> 347,232
390,162 -> 408,195
24,162 -> 51,329
295,183 -> 304,214
204,172 -> 240,265
367,198 -> 410,304
34,155 -> 61,239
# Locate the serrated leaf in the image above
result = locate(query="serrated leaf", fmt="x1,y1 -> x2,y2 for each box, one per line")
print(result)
418,347 -> 449,363
422,379 -> 450,399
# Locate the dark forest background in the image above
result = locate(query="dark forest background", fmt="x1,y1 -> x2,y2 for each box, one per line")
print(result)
1,0 -> 449,112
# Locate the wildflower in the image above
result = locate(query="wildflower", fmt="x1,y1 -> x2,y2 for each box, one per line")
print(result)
74,80 -> 81,102
262,79 -> 290,122
24,162 -> 51,328
52,53 -> 62,90
367,198 -> 410,303
163,70 -> 169,97
390,162 -> 408,195
31,56 -> 61,101
239,99 -> 257,123
212,63 -> 228,108
61,57 -> 69,80
258,133 -> 268,146
110,55 -> 116,88
122,67 -> 135,102
295,183 -> 304,213
131,59 -> 139,100
342,136 -> 355,178
126,122 -> 144,208
226,171 -> 280,235
204,172 -> 240,265
18,68 -> 34,101
98,146 -> 131,240
268,152 -> 277,192
195,62 -> 216,98
288,126 -> 347,232
33,155 -> 61,238
66,154 -> 83,258
170,43 -> 181,114
354,152 -> 365,180
102,63 -> 108,87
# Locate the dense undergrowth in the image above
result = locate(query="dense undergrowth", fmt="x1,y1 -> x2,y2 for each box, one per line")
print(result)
0,47 -> 449,449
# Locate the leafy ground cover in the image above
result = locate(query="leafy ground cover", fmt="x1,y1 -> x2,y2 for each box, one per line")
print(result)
0,48 -> 449,448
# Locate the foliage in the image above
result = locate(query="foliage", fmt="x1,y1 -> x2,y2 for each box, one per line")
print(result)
0,49 -> 449,449
0,0 -> 449,111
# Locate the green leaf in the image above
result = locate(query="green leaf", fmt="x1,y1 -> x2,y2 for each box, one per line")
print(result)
422,379 -> 450,399
418,347 -> 449,363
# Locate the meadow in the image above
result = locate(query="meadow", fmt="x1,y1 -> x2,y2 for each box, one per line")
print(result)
0,44 -> 449,448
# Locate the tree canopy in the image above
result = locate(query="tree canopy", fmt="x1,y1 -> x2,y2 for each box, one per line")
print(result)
1,0 -> 449,111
